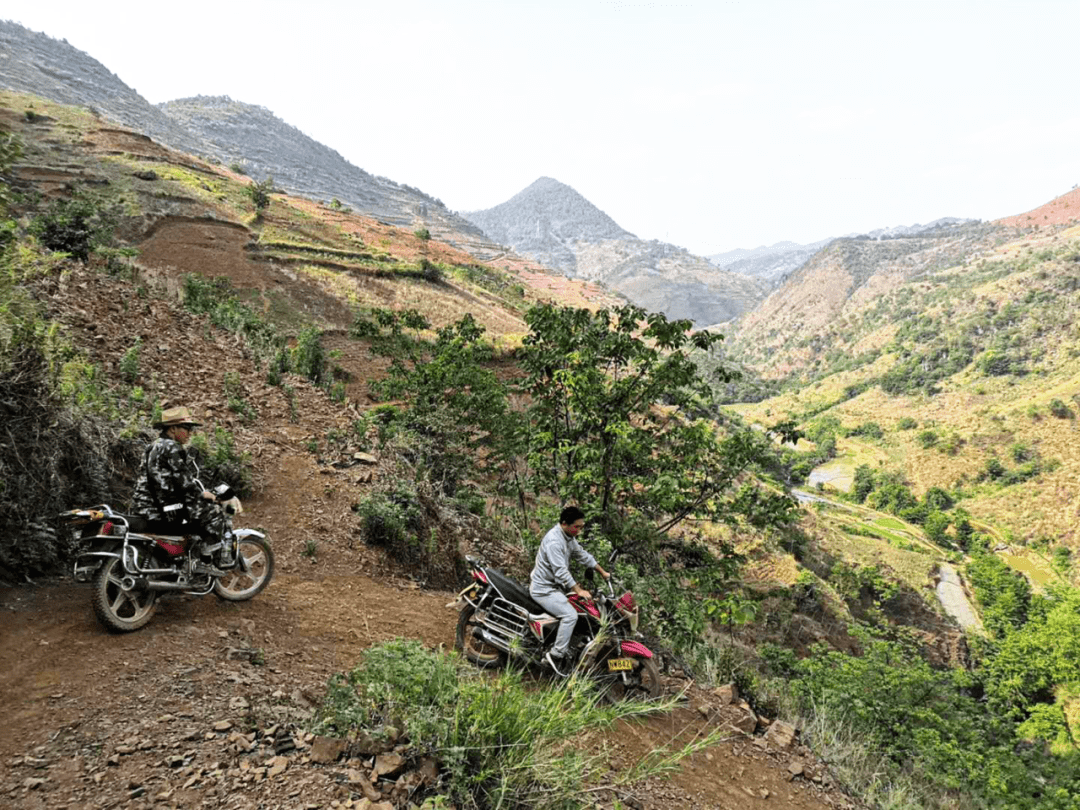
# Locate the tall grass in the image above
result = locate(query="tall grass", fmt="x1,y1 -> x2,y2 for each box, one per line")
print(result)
315,639 -> 704,809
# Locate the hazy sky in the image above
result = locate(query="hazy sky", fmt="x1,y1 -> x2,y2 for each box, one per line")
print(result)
9,0 -> 1080,255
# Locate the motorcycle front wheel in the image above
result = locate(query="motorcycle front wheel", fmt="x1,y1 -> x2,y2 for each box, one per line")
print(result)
591,649 -> 662,703
455,605 -> 507,669
214,535 -> 274,601
92,555 -> 159,633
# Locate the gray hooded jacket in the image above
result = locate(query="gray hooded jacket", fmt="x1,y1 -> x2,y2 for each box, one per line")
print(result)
529,523 -> 598,597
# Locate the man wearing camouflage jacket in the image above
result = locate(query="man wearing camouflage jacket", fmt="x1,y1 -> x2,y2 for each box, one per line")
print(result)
131,406 -> 226,568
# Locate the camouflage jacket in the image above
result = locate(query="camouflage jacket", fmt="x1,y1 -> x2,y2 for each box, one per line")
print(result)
130,437 -> 203,520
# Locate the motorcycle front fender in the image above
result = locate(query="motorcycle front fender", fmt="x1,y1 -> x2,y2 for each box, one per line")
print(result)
446,581 -> 487,610
232,528 -> 266,540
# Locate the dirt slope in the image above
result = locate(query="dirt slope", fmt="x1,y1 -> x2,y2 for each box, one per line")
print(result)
0,262 -> 855,807
0,93 -> 857,810
995,185 -> 1080,229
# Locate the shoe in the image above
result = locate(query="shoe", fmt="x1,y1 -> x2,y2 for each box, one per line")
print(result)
545,651 -> 569,678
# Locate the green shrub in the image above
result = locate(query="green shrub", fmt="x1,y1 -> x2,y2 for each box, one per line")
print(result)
418,258 -> 444,283
188,426 -> 253,497
916,429 -> 938,449
865,473 -> 917,514
28,192 -> 118,262
967,552 -> 1031,636
1052,545 -> 1072,574
1049,398 -> 1074,419
924,510 -> 951,545
923,487 -> 955,511
851,464 -> 875,504
414,228 -> 431,241
118,338 -> 141,383
182,275 -> 284,360
224,372 -> 257,423
979,350 -> 1024,376
354,488 -> 422,550
849,421 -> 883,439
979,457 -> 1007,481
938,432 -> 964,455
291,327 -> 328,386
896,417 -> 918,430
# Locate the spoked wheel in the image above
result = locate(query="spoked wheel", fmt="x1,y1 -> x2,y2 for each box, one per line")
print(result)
590,648 -> 663,703
455,605 -> 507,669
214,535 -> 274,602
92,556 -> 159,632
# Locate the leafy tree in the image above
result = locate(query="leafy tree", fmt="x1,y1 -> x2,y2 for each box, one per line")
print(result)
923,486 -> 955,512
866,471 -> 917,514
248,175 -> 274,210
518,303 -> 793,547
924,510 -> 951,545
356,308 -> 517,495
851,464 -> 875,504
968,552 -> 1032,638
953,508 -> 974,549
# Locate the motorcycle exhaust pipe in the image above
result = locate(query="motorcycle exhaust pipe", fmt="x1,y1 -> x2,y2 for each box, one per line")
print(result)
477,628 -> 512,653
143,579 -> 205,592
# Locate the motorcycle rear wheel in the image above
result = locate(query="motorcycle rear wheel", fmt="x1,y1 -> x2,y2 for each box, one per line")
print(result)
92,555 -> 159,633
214,535 -> 274,601
455,605 -> 507,669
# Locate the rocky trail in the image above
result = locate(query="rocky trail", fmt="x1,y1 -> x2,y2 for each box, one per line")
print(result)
0,572 -> 855,810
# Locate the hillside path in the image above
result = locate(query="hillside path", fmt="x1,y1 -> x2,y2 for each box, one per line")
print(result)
0,575 -> 850,810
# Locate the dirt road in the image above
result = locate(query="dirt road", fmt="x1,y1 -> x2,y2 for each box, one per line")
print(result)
0,574 -> 850,810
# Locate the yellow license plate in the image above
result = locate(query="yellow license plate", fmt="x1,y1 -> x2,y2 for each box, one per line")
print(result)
607,658 -> 634,672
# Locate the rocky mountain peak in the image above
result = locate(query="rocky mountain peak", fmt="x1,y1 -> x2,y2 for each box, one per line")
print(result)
464,176 -> 633,269
464,179 -> 765,324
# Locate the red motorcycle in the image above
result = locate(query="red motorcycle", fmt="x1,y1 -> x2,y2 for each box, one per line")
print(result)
454,555 -> 660,701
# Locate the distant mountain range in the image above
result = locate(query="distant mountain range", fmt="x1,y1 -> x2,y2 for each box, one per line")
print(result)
0,18 -> 989,330
464,178 -> 766,324
0,20 -> 506,260
708,219 -> 975,286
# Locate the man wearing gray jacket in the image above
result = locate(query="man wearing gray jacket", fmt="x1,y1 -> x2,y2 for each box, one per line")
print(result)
530,505 -> 610,676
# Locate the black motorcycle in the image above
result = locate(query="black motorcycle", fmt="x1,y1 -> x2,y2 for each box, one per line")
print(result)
61,480 -> 273,632
453,555 -> 660,701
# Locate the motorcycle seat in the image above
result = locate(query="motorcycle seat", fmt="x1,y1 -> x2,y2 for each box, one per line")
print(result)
484,567 -> 546,615
117,513 -> 188,537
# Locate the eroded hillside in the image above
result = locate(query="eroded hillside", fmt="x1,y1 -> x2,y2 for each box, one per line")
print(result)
0,91 -> 860,810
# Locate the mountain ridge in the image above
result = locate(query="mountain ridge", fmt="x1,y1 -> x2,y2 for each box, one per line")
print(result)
0,21 -> 513,263
464,176 -> 766,324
